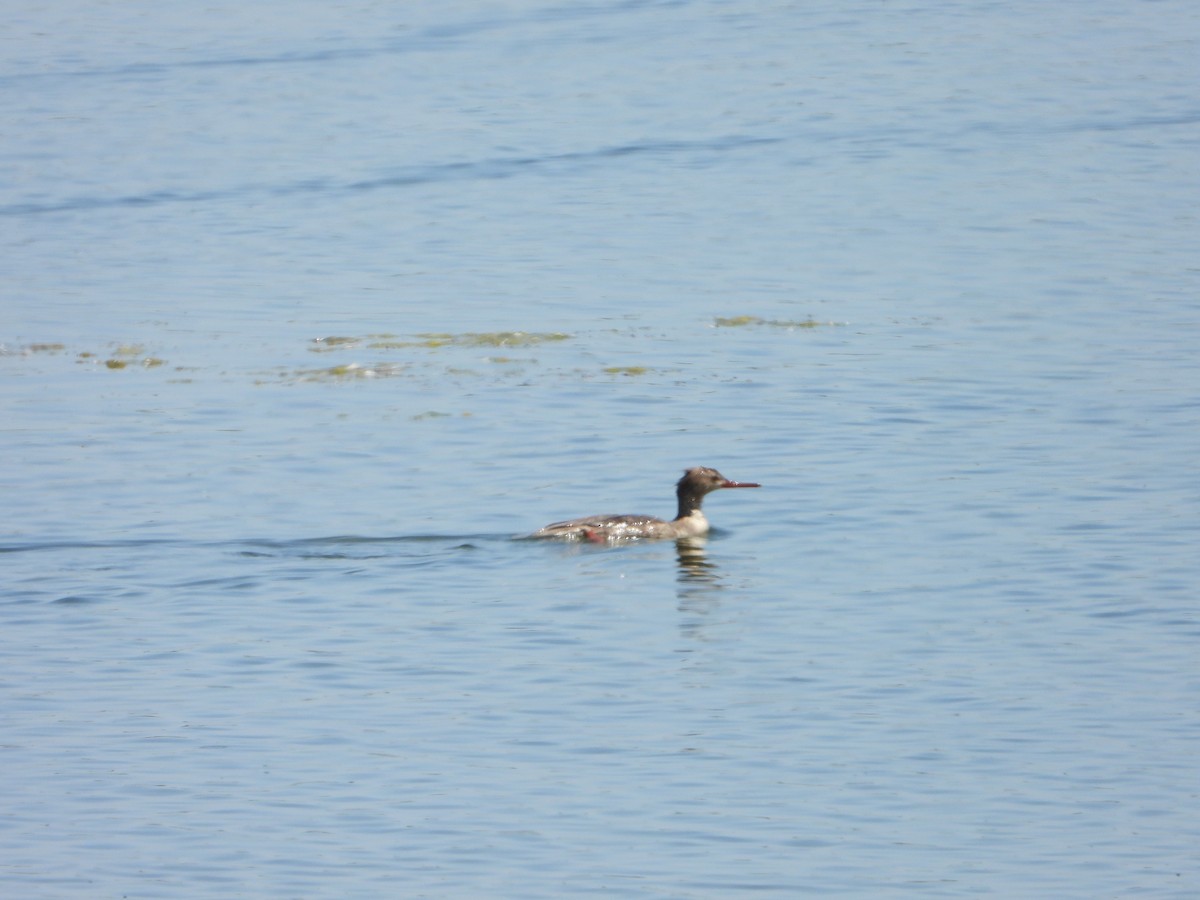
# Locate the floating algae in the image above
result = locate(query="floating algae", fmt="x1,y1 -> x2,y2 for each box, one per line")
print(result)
603,366 -> 650,376
91,342 -> 165,369
102,356 -> 166,369
293,362 -> 408,382
415,331 -> 571,348
327,331 -> 575,351
310,336 -> 361,351
714,315 -> 837,329
95,343 -> 169,370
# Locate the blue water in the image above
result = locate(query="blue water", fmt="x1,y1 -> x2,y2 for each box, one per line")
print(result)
3,1 -> 1199,897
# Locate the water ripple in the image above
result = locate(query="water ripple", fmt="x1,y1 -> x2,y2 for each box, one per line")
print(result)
0,136 -> 777,217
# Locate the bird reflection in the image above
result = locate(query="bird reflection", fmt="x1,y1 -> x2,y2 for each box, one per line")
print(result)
674,537 -> 722,586
674,537 -> 727,641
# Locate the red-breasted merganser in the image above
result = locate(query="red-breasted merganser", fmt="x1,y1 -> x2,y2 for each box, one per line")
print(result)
529,466 -> 761,542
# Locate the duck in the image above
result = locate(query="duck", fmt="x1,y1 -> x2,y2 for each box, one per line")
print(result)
528,466 -> 760,542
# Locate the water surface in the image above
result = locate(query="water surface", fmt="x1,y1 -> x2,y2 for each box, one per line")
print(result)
3,1 -> 1198,897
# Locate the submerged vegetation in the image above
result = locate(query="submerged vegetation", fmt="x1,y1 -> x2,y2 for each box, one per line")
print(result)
308,336 -> 360,351
6,341 -> 169,369
313,331 -> 573,351
10,318 -> 844,387
298,331 -> 573,382
409,331 -> 571,348
713,315 -> 839,329
101,344 -> 167,369
292,362 -> 407,382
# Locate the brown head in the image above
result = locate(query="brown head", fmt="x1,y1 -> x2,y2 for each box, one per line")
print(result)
675,466 -> 760,516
